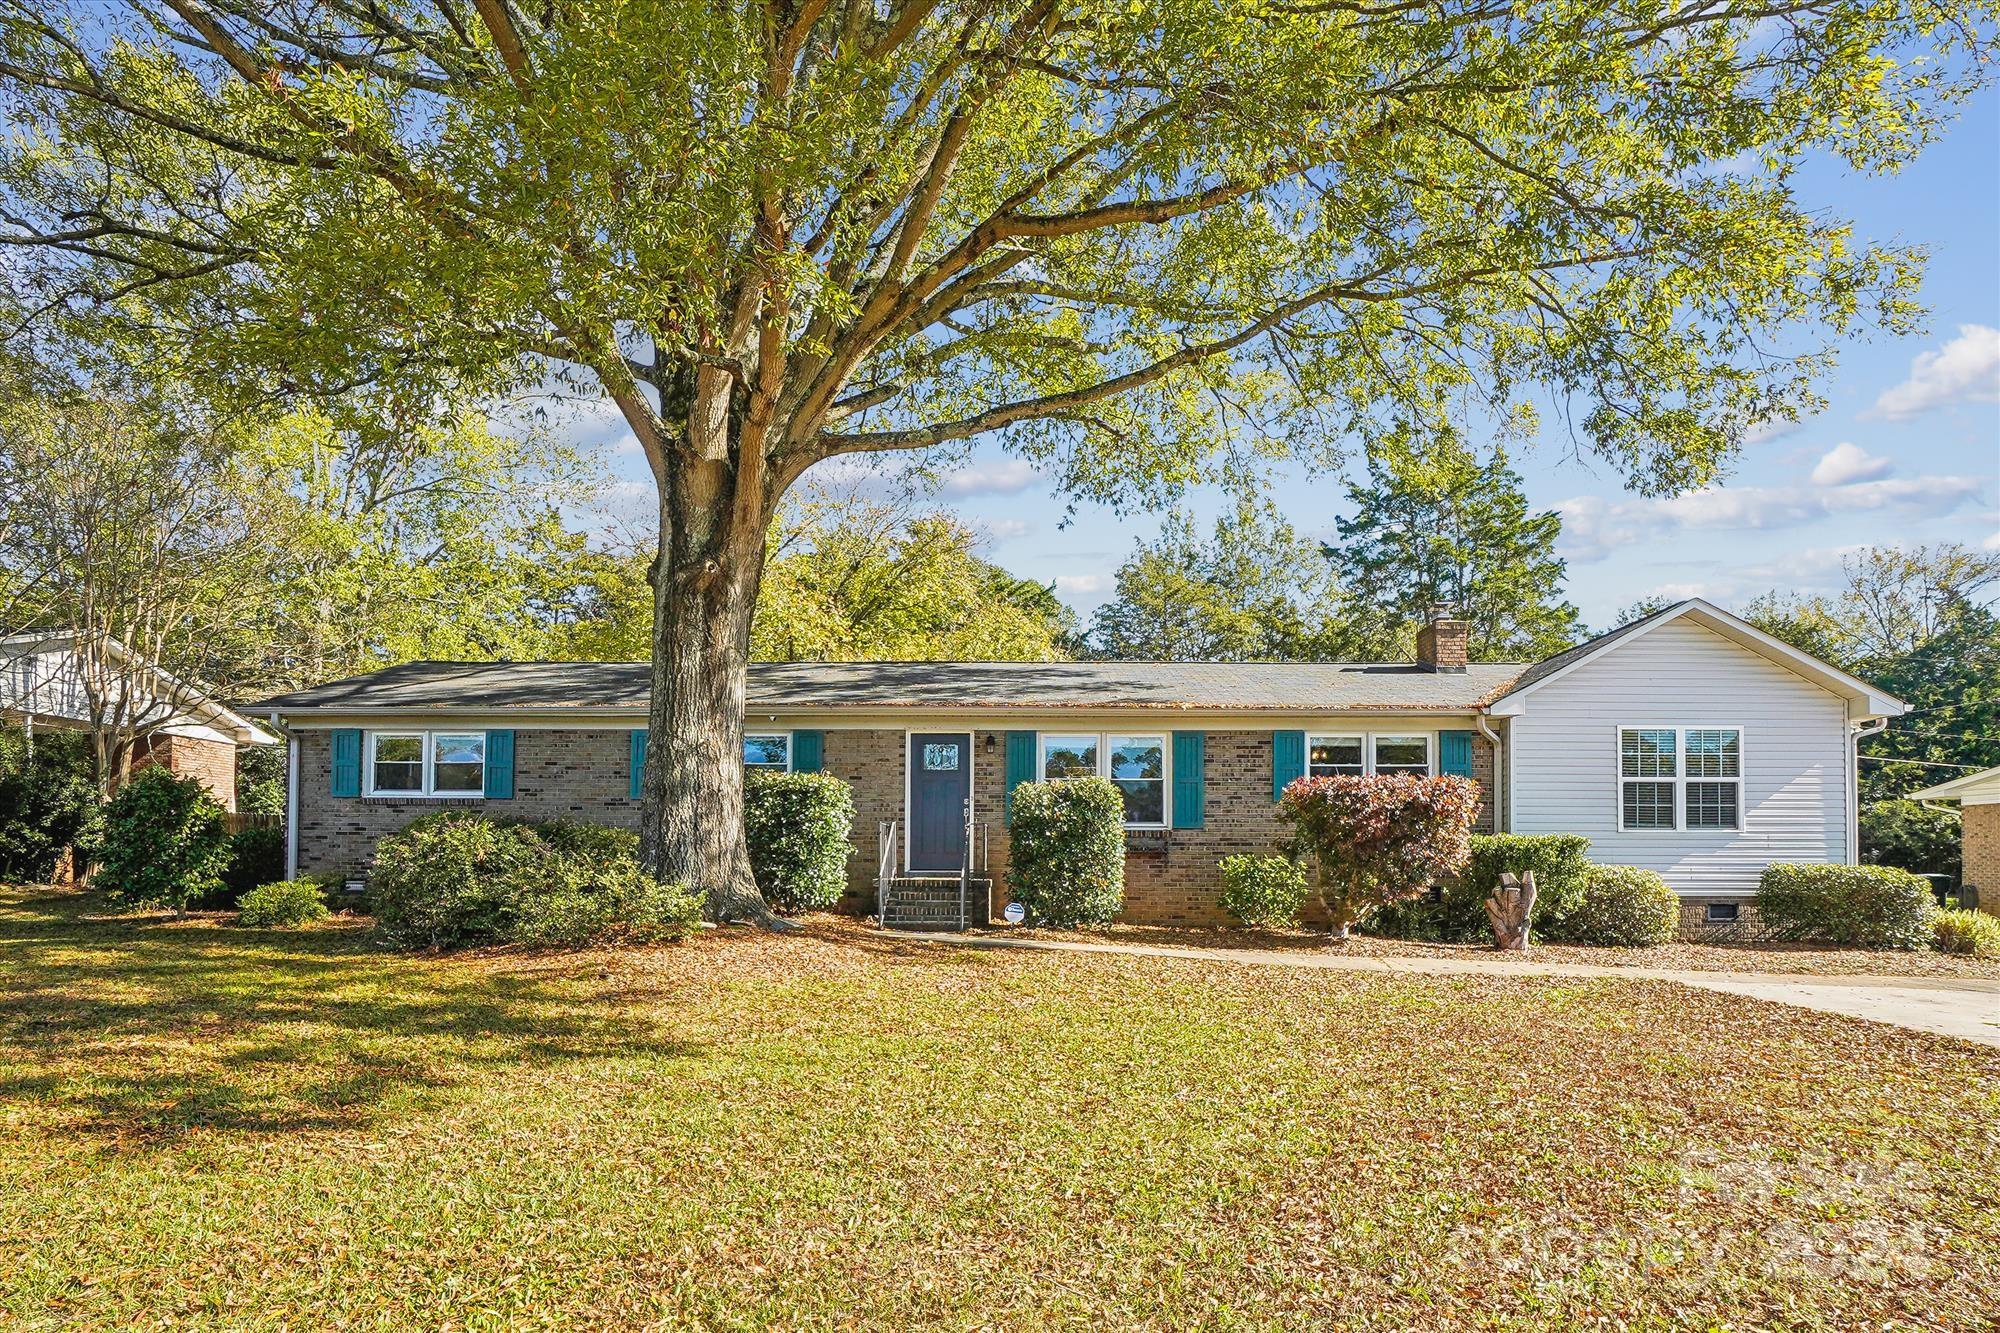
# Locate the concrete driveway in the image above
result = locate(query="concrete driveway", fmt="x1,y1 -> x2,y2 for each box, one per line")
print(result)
905,932 -> 2000,1048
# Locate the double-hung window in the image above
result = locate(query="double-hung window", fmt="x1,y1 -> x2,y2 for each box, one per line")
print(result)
1307,735 -> 1365,777
1618,727 -> 1742,831
744,732 -> 792,773
1305,733 -> 1432,778
367,730 -> 484,797
1038,732 -> 1167,827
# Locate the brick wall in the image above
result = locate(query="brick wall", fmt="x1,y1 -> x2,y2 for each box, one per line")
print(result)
1963,803 -> 2000,913
294,728 -> 640,879
292,724 -> 1500,930
134,733 -> 239,811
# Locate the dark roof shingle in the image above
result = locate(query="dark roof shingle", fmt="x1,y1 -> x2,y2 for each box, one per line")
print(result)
255,658 -> 1528,715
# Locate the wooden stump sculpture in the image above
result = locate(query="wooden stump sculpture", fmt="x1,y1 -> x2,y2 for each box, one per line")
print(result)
1486,869 -> 1537,951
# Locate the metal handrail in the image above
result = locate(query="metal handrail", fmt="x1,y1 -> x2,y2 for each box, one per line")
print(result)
877,820 -> 897,926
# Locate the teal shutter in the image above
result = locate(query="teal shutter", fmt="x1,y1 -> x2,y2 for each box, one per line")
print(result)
330,728 -> 362,797
483,729 -> 515,798
1439,729 -> 1475,778
1272,730 -> 1305,801
1171,731 -> 1205,829
1003,730 -> 1037,821
792,729 -> 824,773
628,728 -> 648,800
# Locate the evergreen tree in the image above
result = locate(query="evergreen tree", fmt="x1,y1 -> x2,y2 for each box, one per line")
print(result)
1327,439 -> 1581,661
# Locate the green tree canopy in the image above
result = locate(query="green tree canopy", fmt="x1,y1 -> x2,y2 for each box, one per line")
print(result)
1,0 -> 1988,915
1326,436 -> 1581,660
1090,501 -> 1345,660
754,484 -> 1074,661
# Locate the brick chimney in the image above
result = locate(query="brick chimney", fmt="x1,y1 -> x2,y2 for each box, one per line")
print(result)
1416,603 -> 1468,673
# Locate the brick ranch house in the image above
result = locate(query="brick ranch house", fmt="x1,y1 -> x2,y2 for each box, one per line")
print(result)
256,600 -> 1905,933
2,632 -> 277,810
1910,765 -> 2000,914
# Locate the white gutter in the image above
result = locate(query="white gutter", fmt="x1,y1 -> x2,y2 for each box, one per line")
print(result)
281,717 -> 299,880
1475,714 -> 1504,833
1848,716 -> 1888,865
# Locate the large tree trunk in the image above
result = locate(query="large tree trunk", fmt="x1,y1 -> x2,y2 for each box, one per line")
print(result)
636,452 -> 774,923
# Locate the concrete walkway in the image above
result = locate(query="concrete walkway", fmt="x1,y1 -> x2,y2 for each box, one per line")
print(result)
897,931 -> 2000,1048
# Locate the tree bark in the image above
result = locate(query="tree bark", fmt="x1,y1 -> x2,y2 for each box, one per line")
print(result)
636,449 -> 773,923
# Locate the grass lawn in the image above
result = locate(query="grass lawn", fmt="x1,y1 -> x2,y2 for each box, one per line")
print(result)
3,886 -> 1996,1330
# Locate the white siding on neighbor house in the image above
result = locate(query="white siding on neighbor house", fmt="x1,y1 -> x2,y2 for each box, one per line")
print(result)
1507,617 -> 1850,896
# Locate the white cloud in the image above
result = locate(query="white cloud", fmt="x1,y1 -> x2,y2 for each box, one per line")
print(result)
1808,442 -> 1892,487
938,459 -> 1042,498
1556,472 -> 1987,562
1054,573 -> 1110,597
978,518 -> 1032,541
1743,416 -> 1803,446
1984,528 -> 2000,552
1870,324 -> 2000,420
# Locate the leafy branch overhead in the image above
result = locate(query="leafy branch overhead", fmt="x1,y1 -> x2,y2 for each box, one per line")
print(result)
2,0 -> 1984,506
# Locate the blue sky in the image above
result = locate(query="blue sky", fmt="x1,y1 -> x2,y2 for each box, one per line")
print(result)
589,87 -> 2000,635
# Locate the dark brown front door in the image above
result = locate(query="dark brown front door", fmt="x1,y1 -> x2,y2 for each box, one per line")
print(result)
907,732 -> 971,872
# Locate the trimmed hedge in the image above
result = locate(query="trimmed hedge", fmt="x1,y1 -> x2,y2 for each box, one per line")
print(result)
237,879 -> 331,928
1445,834 -> 1593,941
1007,777 -> 1125,927
1218,855 -> 1310,928
368,812 -> 701,950
1563,864 -> 1680,947
1375,833 -> 1592,942
744,771 -> 855,914
96,769 -> 230,912
1931,909 -> 2000,958
1756,862 -> 1936,950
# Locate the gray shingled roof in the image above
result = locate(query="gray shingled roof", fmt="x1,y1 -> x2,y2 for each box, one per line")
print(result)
255,658 -> 1528,714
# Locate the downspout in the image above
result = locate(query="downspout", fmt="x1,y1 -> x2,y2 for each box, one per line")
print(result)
1849,716 -> 1887,866
277,713 -> 298,881
1475,713 -> 1504,834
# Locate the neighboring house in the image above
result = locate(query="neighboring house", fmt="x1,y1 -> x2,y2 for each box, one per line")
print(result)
1909,766 -> 2000,912
1,632 -> 278,810
256,600 -> 1904,935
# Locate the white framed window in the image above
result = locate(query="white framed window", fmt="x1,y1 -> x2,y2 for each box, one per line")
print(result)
1108,734 -> 1166,827
367,730 -> 482,797
1307,735 -> 1365,777
1372,734 -> 1431,777
1037,732 -> 1166,827
744,732 -> 792,772
1618,727 -> 1742,832
1306,732 -> 1432,778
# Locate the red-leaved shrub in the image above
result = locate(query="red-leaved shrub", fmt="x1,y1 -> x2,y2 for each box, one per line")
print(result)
1280,773 -> 1482,937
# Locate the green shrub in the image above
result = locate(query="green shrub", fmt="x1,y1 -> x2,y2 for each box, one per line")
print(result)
368,813 -> 700,950
217,823 -> 287,906
1434,834 -> 1594,941
0,735 -> 101,883
1859,799 -> 1960,887
369,812 -> 540,948
743,771 -> 855,913
1932,908 -> 2000,958
1563,865 -> 1680,947
237,879 -> 331,928
534,819 -> 640,862
1756,863 -> 1937,950
95,768 -> 230,912
1280,774 -> 1482,937
1218,855 -> 1310,928
507,857 -> 702,947
1007,778 -> 1125,927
